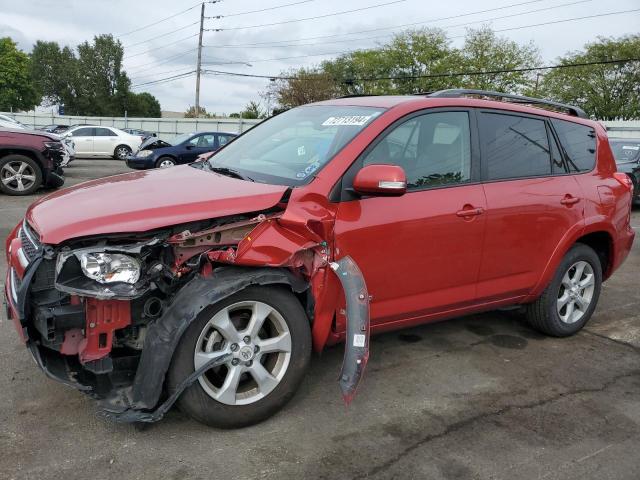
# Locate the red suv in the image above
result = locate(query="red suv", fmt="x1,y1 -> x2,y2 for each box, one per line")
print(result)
4,90 -> 634,428
0,128 -> 66,195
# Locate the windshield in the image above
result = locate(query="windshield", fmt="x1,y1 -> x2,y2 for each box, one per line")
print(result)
610,140 -> 640,163
170,132 -> 195,145
208,105 -> 385,186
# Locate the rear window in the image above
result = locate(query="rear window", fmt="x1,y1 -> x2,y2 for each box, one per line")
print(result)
480,113 -> 551,180
551,119 -> 596,172
610,141 -> 640,164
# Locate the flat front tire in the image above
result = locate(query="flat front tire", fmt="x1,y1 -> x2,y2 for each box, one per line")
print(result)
526,243 -> 602,336
168,286 -> 311,428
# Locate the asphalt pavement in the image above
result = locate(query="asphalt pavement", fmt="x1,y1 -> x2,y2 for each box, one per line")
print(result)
1,159 -> 639,480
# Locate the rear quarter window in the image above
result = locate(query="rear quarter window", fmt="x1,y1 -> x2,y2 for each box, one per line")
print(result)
551,119 -> 596,172
480,112 -> 551,180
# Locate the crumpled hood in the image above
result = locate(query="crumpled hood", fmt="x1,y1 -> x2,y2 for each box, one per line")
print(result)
26,165 -> 288,244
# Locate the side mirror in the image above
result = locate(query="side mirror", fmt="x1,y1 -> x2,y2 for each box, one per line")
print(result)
352,164 -> 407,197
185,144 -> 195,150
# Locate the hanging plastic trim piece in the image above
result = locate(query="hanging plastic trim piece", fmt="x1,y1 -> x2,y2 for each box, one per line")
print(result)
330,256 -> 370,405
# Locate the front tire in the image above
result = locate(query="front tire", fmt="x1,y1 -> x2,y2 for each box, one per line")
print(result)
168,286 -> 311,428
526,243 -> 602,336
156,157 -> 176,168
0,154 -> 42,195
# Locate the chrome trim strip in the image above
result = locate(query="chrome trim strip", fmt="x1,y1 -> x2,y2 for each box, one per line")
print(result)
17,248 -> 29,269
9,268 -> 18,304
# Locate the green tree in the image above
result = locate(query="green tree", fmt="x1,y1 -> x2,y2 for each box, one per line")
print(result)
237,100 -> 264,119
29,35 -> 162,116
30,40 -> 76,107
541,35 -> 640,119
457,27 -> 541,93
0,37 -> 40,111
265,67 -> 340,109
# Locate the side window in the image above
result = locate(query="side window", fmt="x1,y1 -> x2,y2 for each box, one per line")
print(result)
362,111 -> 471,189
217,134 -> 232,147
95,128 -> 116,136
198,134 -> 215,147
188,135 -> 201,146
551,119 -> 596,172
480,113 -> 551,180
71,127 -> 94,137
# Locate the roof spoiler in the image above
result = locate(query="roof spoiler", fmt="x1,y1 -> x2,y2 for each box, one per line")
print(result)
427,89 -> 588,119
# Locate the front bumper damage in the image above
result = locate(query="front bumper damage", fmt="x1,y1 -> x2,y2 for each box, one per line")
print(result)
5,207 -> 371,423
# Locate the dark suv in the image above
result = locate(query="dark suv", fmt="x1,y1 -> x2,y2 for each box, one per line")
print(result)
0,128 -> 65,195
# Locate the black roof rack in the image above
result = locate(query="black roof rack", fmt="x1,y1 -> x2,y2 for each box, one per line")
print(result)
427,89 -> 588,119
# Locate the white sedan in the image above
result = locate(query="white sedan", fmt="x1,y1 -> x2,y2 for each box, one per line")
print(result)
62,126 -> 142,160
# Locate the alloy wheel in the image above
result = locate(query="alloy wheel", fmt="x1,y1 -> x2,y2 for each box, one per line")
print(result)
158,159 -> 175,168
556,260 -> 595,324
1,161 -> 37,193
116,146 -> 131,159
194,301 -> 292,406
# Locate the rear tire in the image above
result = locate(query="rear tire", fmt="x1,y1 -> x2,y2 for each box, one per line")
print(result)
0,154 -> 42,196
113,145 -> 131,160
526,243 -> 602,336
168,286 -> 311,428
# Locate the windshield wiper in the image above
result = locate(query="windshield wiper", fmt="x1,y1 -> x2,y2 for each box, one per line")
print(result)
209,166 -> 254,182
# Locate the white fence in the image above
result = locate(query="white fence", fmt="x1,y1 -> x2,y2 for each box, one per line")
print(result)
2,112 -> 639,140
2,112 -> 262,140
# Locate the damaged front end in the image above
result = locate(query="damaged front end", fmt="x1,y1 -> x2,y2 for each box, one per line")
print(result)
5,199 -> 370,422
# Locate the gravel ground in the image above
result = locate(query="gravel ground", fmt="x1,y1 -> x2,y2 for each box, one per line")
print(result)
1,159 -> 639,480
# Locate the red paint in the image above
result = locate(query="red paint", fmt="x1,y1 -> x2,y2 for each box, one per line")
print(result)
79,299 -> 131,363
25,166 -> 288,244
5,96 -> 635,357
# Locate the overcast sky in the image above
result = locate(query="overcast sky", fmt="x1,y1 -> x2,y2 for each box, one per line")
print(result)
1,0 -> 638,114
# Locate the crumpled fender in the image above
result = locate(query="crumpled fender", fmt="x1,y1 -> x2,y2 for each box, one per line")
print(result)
98,266 -> 308,416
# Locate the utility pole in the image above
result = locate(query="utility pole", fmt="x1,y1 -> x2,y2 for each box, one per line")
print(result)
195,2 -> 205,118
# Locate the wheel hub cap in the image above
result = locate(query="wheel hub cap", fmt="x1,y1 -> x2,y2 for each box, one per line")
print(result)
237,345 -> 255,362
557,260 -> 595,324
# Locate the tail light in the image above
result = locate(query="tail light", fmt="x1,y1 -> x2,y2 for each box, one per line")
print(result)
613,172 -> 633,191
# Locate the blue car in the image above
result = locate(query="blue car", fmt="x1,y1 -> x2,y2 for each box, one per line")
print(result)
126,131 -> 237,169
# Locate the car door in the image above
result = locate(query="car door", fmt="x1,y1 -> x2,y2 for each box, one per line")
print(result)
180,134 -> 214,163
93,127 -> 118,156
476,111 -> 585,302
69,127 -> 95,155
334,109 -> 487,325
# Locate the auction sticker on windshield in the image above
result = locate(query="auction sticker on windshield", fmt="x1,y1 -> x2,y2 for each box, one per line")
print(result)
322,115 -> 372,126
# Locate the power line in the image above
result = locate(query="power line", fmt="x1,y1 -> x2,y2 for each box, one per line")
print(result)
202,57 -> 640,83
131,70 -> 197,89
123,22 -> 200,49
129,67 -> 196,82
116,2 -> 203,37
126,48 -> 198,74
203,0 -> 589,50
124,33 -> 199,60
201,8 -> 640,66
205,0 -> 407,32
211,0 -> 316,18
202,0 -> 544,48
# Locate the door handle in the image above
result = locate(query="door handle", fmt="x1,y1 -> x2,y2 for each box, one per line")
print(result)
560,196 -> 580,206
456,206 -> 485,217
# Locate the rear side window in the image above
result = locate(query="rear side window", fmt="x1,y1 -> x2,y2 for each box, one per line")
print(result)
480,113 -> 550,180
551,119 -> 596,172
